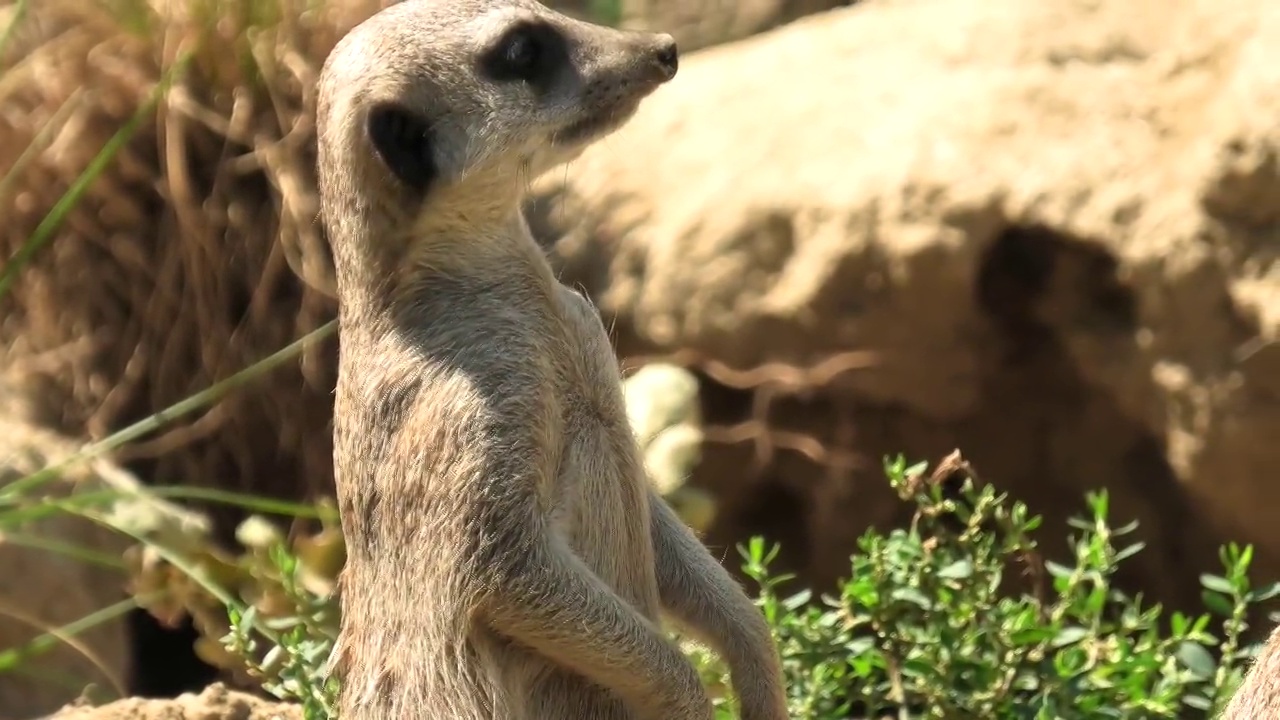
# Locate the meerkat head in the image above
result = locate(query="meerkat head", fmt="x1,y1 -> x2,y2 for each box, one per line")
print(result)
317,0 -> 677,232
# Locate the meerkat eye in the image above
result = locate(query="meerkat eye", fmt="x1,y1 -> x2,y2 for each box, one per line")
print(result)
366,102 -> 437,193
480,21 -> 563,88
503,31 -> 540,75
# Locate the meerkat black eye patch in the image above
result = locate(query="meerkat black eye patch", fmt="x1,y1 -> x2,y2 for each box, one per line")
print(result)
479,20 -> 566,92
366,102 -> 437,193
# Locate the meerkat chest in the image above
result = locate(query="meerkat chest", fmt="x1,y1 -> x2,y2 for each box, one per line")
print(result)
554,358 -> 649,558
554,418 -> 656,603
553,285 -> 633,428
549,286 -> 659,600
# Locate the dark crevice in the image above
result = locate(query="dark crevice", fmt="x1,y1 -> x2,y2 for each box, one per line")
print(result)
126,608 -> 218,697
969,223 -> 1212,614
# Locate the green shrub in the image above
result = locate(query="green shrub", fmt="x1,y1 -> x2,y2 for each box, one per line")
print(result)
220,451 -> 1274,720
222,543 -> 339,720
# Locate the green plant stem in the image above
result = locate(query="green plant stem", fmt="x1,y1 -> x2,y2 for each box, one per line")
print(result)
0,319 -> 335,502
0,0 -> 29,63
0,484 -> 334,529
0,49 -> 192,300
0,531 -> 127,569
0,596 -> 141,672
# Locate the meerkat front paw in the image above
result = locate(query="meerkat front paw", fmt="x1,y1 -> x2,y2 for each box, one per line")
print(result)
739,703 -> 791,720
679,693 -> 715,720
655,665 -> 715,720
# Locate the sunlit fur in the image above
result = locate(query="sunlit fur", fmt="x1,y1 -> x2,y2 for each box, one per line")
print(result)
1220,622 -> 1280,719
315,1 -> 789,718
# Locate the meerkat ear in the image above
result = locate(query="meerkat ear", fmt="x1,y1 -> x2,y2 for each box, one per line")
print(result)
366,102 -> 437,193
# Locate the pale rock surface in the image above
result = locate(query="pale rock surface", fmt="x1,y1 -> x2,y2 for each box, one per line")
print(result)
616,0 -> 855,52
529,0 -> 1280,607
548,0 -> 854,52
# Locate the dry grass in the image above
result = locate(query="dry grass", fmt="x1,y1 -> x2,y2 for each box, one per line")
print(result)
0,0 -> 844,543
0,0 -> 396,529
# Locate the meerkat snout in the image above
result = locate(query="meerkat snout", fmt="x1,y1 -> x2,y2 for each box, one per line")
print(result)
640,32 -> 680,83
647,33 -> 679,82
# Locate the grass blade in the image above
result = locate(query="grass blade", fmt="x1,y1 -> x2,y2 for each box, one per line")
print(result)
0,318 -> 336,501
0,49 -> 192,301
0,484 -> 334,529
0,531 -> 127,569
0,0 -> 28,66
0,595 -> 139,682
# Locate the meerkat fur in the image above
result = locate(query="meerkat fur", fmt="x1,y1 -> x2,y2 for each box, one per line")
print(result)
314,0 -> 790,718
1220,622 -> 1280,719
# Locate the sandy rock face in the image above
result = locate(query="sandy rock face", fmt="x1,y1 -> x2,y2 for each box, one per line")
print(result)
528,0 -> 1280,607
615,0 -> 855,53
548,0 -> 854,53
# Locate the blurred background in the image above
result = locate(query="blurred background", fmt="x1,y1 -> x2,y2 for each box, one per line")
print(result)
1,0 -> 1278,717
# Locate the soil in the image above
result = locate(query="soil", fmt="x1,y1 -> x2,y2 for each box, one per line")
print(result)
43,685 -> 300,720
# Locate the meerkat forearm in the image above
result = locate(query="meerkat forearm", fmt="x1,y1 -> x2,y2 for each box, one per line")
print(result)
485,533 -> 713,720
649,492 -> 790,720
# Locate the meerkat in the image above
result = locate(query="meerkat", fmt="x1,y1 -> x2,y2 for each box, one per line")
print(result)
314,1 -> 790,719
1220,623 -> 1280,719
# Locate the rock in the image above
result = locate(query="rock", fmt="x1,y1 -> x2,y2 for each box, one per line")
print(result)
545,0 -> 854,52
624,363 -> 718,530
42,683 -> 300,720
528,0 -> 1280,612
615,0 -> 856,53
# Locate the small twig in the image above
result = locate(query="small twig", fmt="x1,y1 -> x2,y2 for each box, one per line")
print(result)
625,349 -> 879,478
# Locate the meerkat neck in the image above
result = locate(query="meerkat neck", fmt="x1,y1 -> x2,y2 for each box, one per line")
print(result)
326,200 -> 399,325
328,192 -> 544,330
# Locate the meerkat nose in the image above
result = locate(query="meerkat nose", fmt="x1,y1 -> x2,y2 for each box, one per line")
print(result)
651,34 -> 679,81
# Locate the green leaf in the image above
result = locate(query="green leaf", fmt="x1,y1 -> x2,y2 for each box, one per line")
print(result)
937,559 -> 974,580
1249,582 -> 1280,603
1009,626 -> 1057,645
845,637 -> 876,658
890,586 -> 933,610
1183,694 -> 1213,711
1175,642 -> 1217,680
1112,541 -> 1146,564
1200,573 -> 1236,595
1052,626 -> 1090,648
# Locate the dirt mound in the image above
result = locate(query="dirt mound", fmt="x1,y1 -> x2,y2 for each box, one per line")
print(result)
527,0 -> 1280,613
44,684 -> 299,720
